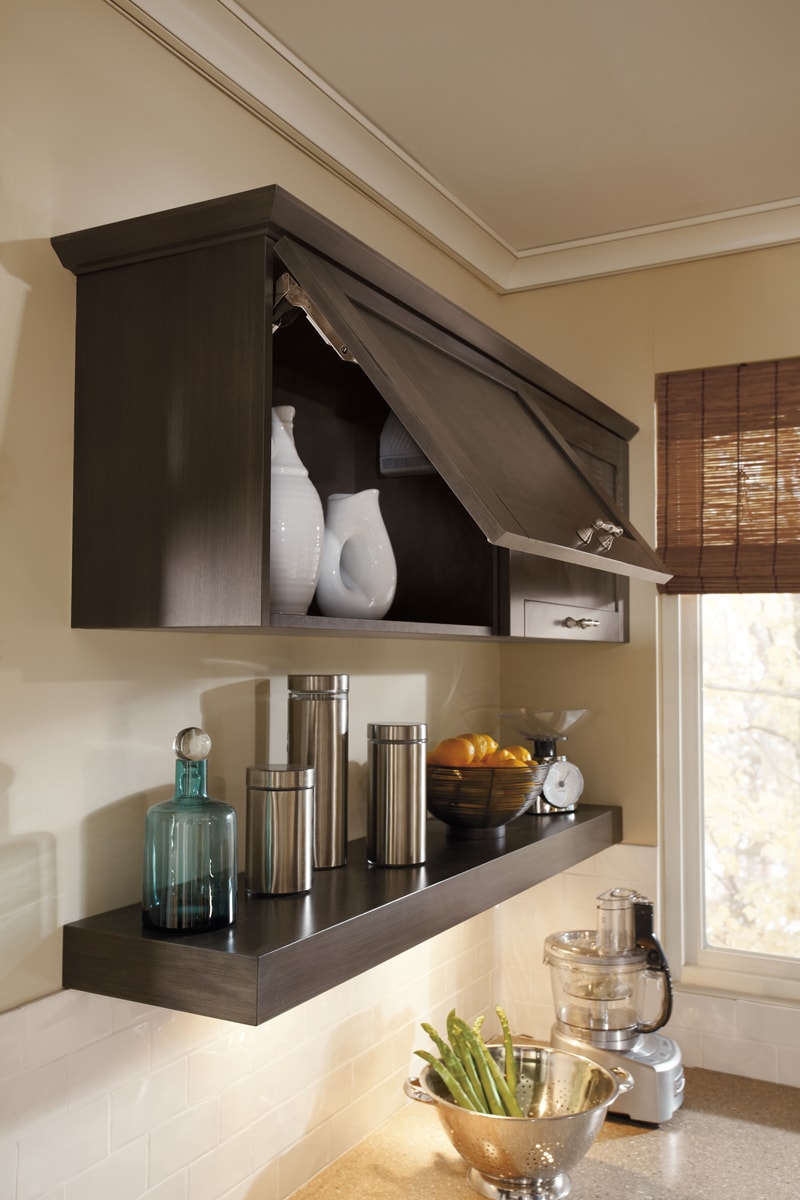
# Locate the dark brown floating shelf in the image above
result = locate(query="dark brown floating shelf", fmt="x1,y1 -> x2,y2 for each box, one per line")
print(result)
62,805 -> 622,1025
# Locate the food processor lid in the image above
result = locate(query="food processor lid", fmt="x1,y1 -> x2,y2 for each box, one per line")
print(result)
544,929 -> 647,969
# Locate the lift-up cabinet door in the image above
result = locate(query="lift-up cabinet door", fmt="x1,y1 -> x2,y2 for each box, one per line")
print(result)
274,238 -> 668,585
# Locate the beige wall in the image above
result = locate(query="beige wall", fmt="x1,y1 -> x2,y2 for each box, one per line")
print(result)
498,247 -> 800,844
1,0 -> 510,1015
5,0 -> 800,1007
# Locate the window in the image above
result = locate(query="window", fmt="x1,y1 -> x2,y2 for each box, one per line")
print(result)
701,593 -> 800,960
657,359 -> 800,1000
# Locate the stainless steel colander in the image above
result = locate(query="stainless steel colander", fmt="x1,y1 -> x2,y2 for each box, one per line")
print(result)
404,1042 -> 632,1200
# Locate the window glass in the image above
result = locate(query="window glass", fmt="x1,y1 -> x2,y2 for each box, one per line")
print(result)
701,593 -> 800,959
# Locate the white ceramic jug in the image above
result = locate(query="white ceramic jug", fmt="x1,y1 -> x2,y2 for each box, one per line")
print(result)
315,489 -> 397,619
269,405 -> 324,614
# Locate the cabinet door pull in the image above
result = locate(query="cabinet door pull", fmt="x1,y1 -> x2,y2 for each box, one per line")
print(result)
576,519 -> 624,552
563,616 -> 601,629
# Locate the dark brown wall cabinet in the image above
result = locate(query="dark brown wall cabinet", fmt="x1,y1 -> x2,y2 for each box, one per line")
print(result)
52,186 -> 668,642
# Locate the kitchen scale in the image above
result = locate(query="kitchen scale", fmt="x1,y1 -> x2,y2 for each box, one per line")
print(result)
500,709 -> 588,813
544,887 -> 685,1124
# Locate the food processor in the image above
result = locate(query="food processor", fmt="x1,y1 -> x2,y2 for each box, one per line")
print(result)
544,887 -> 684,1124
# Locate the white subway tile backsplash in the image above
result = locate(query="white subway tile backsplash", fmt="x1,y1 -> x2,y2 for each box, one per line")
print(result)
667,1025 -> 702,1068
147,1097 -> 219,1187
186,1128 -> 251,1200
1,1056 -> 69,1137
218,1061 -> 287,1145
2,856 -> 797,1200
670,990 -> 737,1036
307,1060 -> 353,1126
188,1037 -> 254,1105
17,1097 -> 108,1200
777,1046 -> 800,1088
22,991 -> 112,1069
737,1000 -> 800,1049
64,1138 -> 147,1200
249,1008 -> 307,1073
242,1078 -> 310,1165
701,1033 -> 778,1081
111,1000 -> 161,1032
276,1125 -> 331,1199
111,1059 -> 188,1151
148,1011 -> 220,1072
66,1024 -> 150,1111
140,1173 -> 188,1200
0,1009 -> 23,1081
0,1138 -> 17,1200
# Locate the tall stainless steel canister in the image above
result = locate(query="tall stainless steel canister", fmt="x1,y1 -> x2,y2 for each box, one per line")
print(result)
245,765 -> 315,895
287,674 -> 349,868
367,722 -> 427,866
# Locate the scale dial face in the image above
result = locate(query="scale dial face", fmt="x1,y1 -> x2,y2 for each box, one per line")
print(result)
543,759 -> 584,809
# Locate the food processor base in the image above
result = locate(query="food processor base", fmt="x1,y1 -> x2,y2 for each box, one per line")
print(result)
550,1027 -> 685,1125
466,1167 -> 572,1200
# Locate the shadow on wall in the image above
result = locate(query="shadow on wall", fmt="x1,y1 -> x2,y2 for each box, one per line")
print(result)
78,678 -> 274,919
0,764 -> 58,1005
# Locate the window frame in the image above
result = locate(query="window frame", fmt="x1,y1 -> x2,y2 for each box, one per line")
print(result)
660,592 -> 800,1002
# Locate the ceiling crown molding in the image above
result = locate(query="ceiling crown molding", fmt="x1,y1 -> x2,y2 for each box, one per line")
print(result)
108,0 -> 800,292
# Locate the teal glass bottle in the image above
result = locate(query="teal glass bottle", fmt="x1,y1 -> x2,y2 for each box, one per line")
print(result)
143,728 -> 238,934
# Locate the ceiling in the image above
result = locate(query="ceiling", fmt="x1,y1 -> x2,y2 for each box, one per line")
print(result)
114,0 -> 800,290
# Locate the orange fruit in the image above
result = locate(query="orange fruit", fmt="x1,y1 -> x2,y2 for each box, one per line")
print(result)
503,744 -> 532,763
484,747 -> 525,768
457,732 -> 498,763
428,736 -> 476,767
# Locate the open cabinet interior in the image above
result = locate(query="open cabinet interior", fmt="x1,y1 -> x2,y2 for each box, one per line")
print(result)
271,307 -> 498,633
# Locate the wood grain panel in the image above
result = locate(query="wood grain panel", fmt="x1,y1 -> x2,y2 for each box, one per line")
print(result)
62,805 -> 622,1025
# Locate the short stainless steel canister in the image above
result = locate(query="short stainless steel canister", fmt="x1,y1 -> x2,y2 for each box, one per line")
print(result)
287,674 -> 349,869
245,765 -> 314,895
367,722 -> 427,866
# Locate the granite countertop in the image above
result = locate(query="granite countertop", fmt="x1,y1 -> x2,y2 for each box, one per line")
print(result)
290,1068 -> 800,1200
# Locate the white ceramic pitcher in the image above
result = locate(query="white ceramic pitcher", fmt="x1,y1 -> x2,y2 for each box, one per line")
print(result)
315,489 -> 397,619
269,405 -> 324,614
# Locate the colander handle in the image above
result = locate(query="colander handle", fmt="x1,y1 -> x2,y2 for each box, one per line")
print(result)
609,1065 -> 634,1095
404,1076 -> 438,1105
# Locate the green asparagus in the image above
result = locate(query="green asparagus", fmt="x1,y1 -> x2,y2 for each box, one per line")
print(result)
414,1005 -> 522,1116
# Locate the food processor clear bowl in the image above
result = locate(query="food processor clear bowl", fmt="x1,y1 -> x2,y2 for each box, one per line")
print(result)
544,931 -> 649,1050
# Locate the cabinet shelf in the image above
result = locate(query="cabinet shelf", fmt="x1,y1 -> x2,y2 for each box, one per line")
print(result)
62,804 -> 622,1025
268,612 -> 494,640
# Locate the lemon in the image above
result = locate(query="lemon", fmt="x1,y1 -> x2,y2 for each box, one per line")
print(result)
484,747 -> 524,768
503,744 -> 532,762
457,732 -> 498,763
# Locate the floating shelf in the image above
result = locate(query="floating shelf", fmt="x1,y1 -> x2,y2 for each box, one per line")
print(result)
62,804 -> 622,1025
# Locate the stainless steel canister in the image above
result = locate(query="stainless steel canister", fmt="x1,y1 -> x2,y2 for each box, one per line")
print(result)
367,722 -> 427,866
287,674 -> 349,869
245,765 -> 314,895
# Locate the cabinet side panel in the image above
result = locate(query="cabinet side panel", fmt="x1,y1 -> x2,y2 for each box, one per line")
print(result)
71,239 -> 269,628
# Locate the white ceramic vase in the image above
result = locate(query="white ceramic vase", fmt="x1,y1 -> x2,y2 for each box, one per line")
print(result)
269,405 -> 324,615
315,489 -> 397,619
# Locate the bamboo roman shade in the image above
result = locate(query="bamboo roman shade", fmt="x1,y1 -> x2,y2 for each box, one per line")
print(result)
656,357 -> 800,593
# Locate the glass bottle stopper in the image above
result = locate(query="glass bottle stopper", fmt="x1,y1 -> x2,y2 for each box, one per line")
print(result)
173,727 -> 212,761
